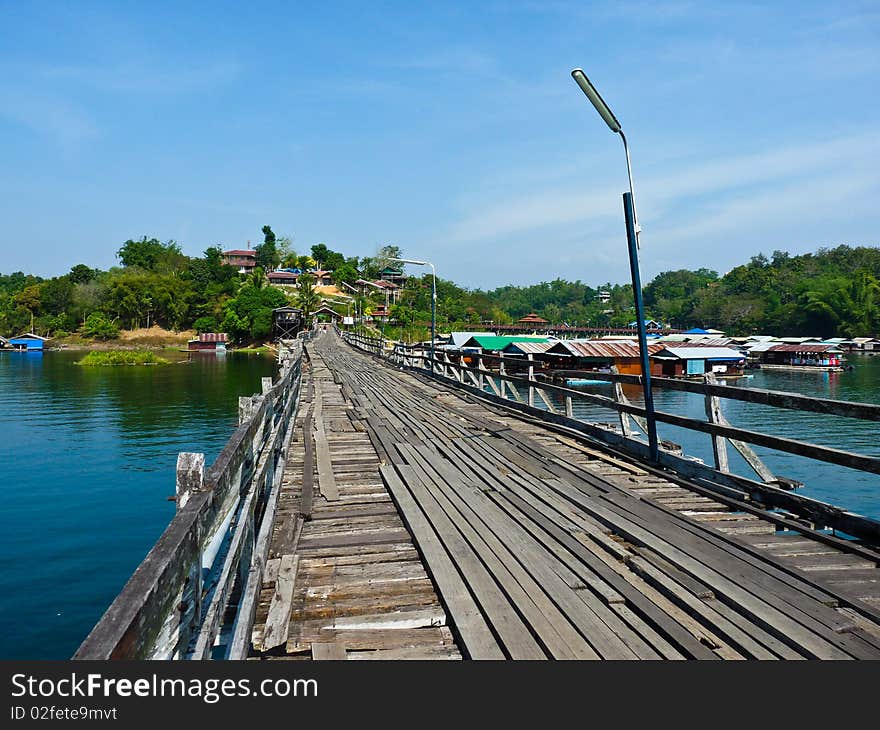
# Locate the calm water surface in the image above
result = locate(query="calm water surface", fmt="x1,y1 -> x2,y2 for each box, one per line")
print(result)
0,350 -> 277,659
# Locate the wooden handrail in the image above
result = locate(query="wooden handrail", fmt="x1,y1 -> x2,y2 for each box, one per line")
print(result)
74,342 -> 305,660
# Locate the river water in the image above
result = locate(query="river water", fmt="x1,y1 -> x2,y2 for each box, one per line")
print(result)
559,353 -> 880,521
0,350 -> 277,659
1,349 -> 878,659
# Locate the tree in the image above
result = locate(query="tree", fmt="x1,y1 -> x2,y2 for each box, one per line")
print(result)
80,312 -> 119,340
69,264 -> 98,284
332,263 -> 360,288
277,236 -> 297,268
293,273 -> 320,321
255,225 -> 280,271
40,277 -> 74,316
310,243 -> 345,271
116,237 -> 184,271
221,282 -> 288,342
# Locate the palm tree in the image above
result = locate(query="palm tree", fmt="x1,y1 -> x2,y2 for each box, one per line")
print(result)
294,273 -> 320,322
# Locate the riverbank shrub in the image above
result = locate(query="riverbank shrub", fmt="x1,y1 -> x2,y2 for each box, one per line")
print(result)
80,312 -> 120,340
76,350 -> 170,366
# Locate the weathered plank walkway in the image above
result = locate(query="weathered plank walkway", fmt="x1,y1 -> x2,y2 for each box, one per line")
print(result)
250,329 -> 880,660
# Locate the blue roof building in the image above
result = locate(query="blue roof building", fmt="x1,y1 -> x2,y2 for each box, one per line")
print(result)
9,333 -> 48,351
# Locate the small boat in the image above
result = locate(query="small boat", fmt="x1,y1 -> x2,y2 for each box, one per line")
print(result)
565,378 -> 612,387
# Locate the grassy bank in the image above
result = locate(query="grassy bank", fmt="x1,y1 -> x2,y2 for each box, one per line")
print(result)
76,350 -> 171,366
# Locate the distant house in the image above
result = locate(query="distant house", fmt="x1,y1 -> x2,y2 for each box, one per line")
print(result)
651,346 -> 746,378
222,249 -> 257,273
313,270 -> 334,286
370,304 -> 390,322
188,333 -> 228,352
379,267 -> 407,287
518,313 -> 549,326
267,271 -> 299,285
372,279 -> 402,302
628,319 -> 664,330
9,333 -> 49,351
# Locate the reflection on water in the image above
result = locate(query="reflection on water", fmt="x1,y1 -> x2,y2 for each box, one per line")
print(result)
531,354 -> 880,521
0,350 -> 277,659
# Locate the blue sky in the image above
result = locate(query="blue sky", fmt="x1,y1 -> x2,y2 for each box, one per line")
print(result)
1,1 -> 878,287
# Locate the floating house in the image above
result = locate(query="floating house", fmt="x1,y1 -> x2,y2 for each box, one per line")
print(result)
546,340 -> 666,376
460,335 -> 550,353
444,332 -> 496,350
188,333 -> 228,352
841,337 -> 880,352
759,344 -> 845,371
650,346 -> 746,378
9,333 -> 48,351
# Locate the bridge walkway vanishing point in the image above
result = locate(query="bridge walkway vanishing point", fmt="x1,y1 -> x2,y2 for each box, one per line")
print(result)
249,329 -> 880,660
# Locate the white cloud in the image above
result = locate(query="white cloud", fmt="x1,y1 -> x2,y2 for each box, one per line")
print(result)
446,130 -> 880,244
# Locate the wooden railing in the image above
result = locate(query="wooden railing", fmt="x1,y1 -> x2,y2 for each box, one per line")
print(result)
339,328 -> 880,543
75,339 -> 305,660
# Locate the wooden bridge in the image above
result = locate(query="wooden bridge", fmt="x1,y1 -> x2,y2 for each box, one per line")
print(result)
76,328 -> 880,660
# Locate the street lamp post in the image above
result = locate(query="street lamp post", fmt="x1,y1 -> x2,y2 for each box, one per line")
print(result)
389,257 -> 436,372
570,68 -> 659,462
340,281 -> 360,327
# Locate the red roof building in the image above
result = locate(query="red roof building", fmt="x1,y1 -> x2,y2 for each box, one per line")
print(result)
222,249 -> 257,273
518,313 -> 549,325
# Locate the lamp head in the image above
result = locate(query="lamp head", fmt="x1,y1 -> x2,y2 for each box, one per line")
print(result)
571,69 -> 621,133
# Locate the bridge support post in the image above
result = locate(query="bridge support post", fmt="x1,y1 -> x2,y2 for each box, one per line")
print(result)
176,452 -> 205,511
528,354 -> 535,407
611,367 -> 634,438
704,373 -> 730,472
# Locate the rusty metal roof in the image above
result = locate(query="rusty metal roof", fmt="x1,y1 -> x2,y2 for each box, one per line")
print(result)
767,343 -> 842,353
549,341 -> 665,358
503,341 -> 556,355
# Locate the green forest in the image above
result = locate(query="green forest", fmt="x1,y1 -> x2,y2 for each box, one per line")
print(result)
1,232 -> 879,344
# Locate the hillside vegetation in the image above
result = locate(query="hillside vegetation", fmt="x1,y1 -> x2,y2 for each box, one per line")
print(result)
1,230 -> 878,343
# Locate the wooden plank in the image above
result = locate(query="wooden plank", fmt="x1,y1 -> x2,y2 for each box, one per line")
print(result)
262,554 -> 300,652
300,410 -> 316,516
397,443 -> 607,659
391,463 -> 546,659
379,465 -> 504,659
311,641 -> 347,660
313,390 -> 339,501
